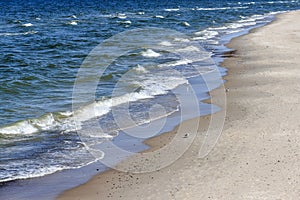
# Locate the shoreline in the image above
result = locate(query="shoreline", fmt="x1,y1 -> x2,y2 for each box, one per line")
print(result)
58,9 -> 300,199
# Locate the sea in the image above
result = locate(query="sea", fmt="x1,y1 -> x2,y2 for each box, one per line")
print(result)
0,0 -> 299,199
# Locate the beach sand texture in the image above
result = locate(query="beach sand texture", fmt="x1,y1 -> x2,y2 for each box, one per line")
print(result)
58,10 -> 300,200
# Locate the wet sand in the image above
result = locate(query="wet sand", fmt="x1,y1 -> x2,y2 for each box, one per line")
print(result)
58,10 -> 300,199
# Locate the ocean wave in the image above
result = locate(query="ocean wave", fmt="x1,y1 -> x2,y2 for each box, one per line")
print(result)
192,11 -> 282,42
158,59 -> 195,68
66,21 -> 78,25
0,12 -> 279,137
192,6 -> 248,11
132,64 -> 148,73
193,30 -> 219,40
0,72 -> 189,136
181,21 -> 190,27
241,2 -> 256,5
118,20 -> 132,25
265,1 -> 293,4
174,46 -> 201,53
159,41 -> 173,46
116,13 -> 127,19
173,37 -> 190,42
223,12 -> 281,31
0,31 -> 38,36
164,8 -> 180,12
154,15 -> 164,19
21,23 -> 33,27
0,113 -> 78,135
141,49 -> 161,58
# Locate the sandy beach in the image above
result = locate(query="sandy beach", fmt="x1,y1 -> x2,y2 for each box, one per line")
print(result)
58,10 -> 300,200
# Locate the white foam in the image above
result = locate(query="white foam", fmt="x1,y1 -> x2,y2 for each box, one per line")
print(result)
0,120 -> 39,135
191,37 -> 204,41
194,6 -> 248,11
67,21 -> 78,25
159,41 -> 173,46
0,11 -> 280,137
0,166 -> 66,183
158,59 -> 193,68
59,111 -> 74,117
0,31 -> 38,36
72,70 -> 190,126
182,22 -> 190,27
137,12 -> 145,15
154,15 -> 164,19
101,14 -> 114,18
0,53 -> 195,136
88,133 -> 114,139
71,15 -> 77,19
133,64 -> 148,73
173,38 -> 190,42
241,21 -> 257,26
202,12 -> 280,38
94,101 -> 113,117
242,2 -> 256,5
205,40 -> 219,45
164,8 -> 180,12
141,49 -> 160,58
0,159 -> 98,183
207,26 -> 227,31
29,113 -> 58,130
75,92 -> 148,124
238,18 -> 256,23
60,119 -> 81,133
117,13 -> 127,19
22,23 -> 33,27
119,20 -> 132,24
0,112 -> 79,135
193,30 -> 219,40
137,76 -> 187,96
174,46 -> 201,53
195,30 -> 218,37
74,101 -> 110,123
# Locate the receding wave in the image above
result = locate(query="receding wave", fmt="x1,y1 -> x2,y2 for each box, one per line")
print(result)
0,159 -> 98,183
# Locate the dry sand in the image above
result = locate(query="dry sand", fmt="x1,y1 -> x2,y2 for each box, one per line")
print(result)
58,10 -> 300,199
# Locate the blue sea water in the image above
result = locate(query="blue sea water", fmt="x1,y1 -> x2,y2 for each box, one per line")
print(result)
0,0 -> 299,187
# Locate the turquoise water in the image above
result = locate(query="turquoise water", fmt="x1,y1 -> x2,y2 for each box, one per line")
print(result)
0,0 -> 299,184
